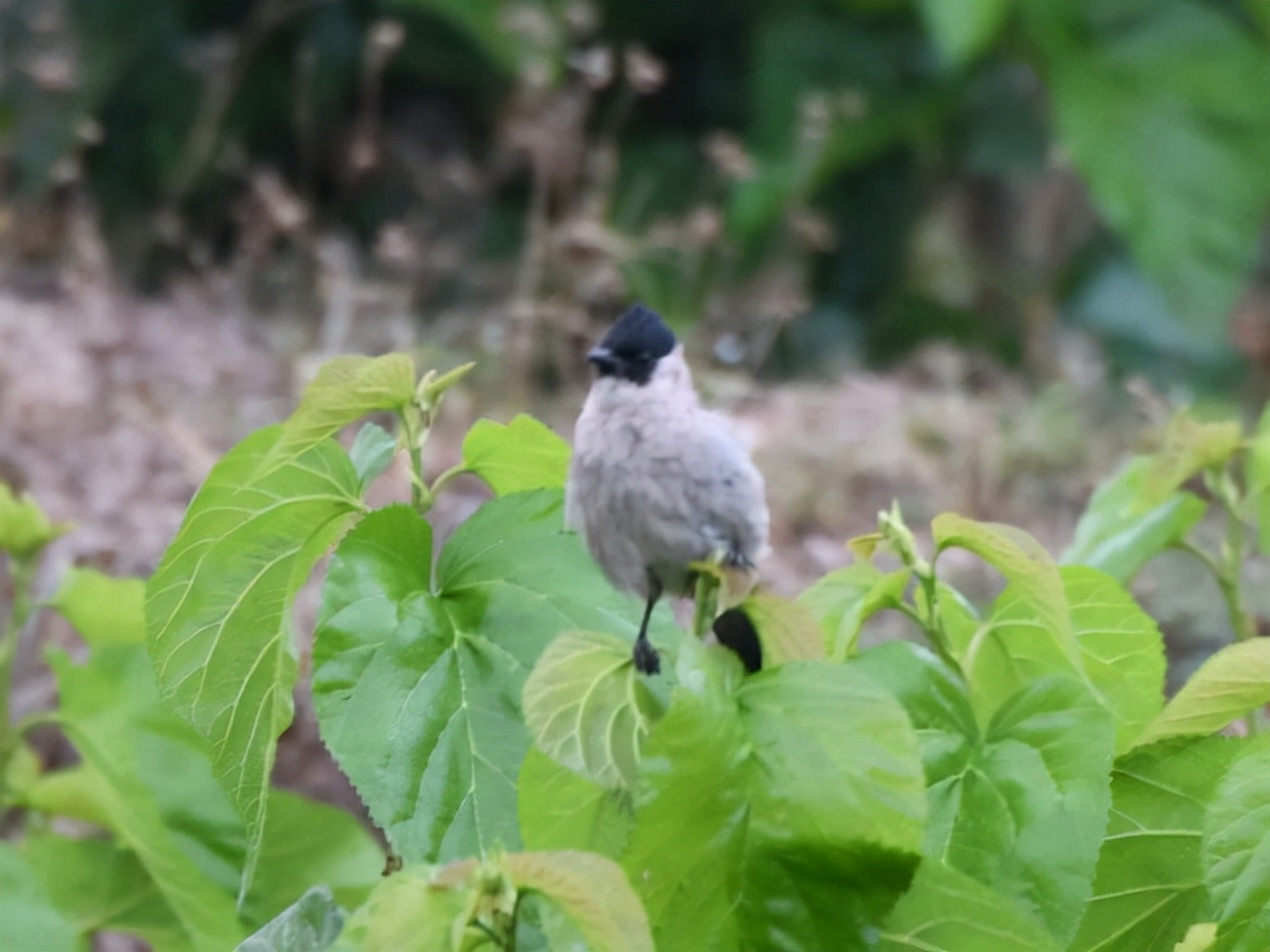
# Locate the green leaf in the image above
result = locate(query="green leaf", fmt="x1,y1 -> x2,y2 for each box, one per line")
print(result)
796,562 -> 910,660
147,426 -> 363,900
517,747 -> 633,859
461,414 -> 570,496
1246,405 -> 1270,556
313,492 -> 677,863
348,422 -> 398,490
1064,566 -> 1167,754
1135,638 -> 1270,747
257,353 -> 416,478
855,643 -> 1114,945
1032,2 -> 1270,325
332,864 -> 467,952
0,483 -> 69,559
503,851 -> 655,952
624,651 -> 925,952
1203,738 -> 1270,952
1142,413 -> 1244,505
1175,923 -> 1220,952
523,630 -> 665,789
1071,736 -> 1247,952
1063,456 -> 1206,581
933,514 -> 1073,648
49,648 -> 245,950
47,566 -> 146,646
918,0 -> 1012,68
0,843 -> 79,952
237,886 -> 345,952
24,834 -> 192,952
730,591 -> 825,666
878,859 -> 1062,952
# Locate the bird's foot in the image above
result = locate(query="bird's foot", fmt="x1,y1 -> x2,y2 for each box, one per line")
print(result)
632,637 -> 661,675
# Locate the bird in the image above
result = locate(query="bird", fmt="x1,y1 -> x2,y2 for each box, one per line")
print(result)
565,303 -> 770,674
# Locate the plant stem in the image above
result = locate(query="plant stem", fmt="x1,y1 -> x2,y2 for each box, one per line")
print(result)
693,571 -> 720,640
429,462 -> 469,499
0,557 -> 35,743
915,569 -> 963,675
398,409 -> 430,515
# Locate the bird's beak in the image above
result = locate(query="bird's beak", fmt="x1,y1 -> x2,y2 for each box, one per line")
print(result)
587,347 -> 617,374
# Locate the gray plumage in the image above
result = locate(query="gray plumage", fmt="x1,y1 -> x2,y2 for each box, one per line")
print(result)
566,305 -> 769,673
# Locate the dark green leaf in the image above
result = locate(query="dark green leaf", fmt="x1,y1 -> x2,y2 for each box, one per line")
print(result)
237,886 -> 345,952
522,630 -> 665,789
1071,736 -> 1247,952
878,859 -> 1062,952
796,562 -> 910,660
313,493 -> 676,863
48,566 -> 147,647
1135,638 -> 1270,747
0,843 -> 79,952
348,422 -> 398,490
517,747 -> 633,859
1063,456 -> 1206,581
461,414 -> 570,496
147,426 -> 362,899
918,0 -> 1012,67
1203,738 -> 1270,952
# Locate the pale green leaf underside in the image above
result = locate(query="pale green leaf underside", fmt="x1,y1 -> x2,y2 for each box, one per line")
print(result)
1135,639 -> 1270,748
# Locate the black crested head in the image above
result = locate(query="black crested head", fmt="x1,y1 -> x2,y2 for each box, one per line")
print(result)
587,303 -> 676,385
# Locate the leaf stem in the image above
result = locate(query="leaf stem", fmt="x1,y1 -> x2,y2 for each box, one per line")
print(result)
397,408 -> 430,515
429,462 -> 469,499
0,557 -> 36,744
693,571 -> 720,640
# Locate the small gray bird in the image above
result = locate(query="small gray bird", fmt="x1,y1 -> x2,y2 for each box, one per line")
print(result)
566,304 -> 770,674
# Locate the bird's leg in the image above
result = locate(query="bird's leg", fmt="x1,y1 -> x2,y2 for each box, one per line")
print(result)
633,574 -> 662,675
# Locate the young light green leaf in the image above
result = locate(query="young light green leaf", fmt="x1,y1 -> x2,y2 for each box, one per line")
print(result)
0,482 -> 70,559
624,650 -> 926,952
796,562 -> 910,660
878,859 -> 1062,952
1134,638 -> 1270,748
147,426 -> 363,900
517,747 -> 633,859
1063,456 -> 1206,582
332,865 -> 468,952
1246,404 -> 1270,556
1064,566 -> 1166,754
256,353 -> 416,477
461,414 -> 570,495
918,0 -> 1011,68
237,886 -> 345,952
1175,923 -> 1219,952
348,421 -> 398,490
49,649 -> 245,950
1202,739 -> 1270,952
855,643 -> 1114,946
48,566 -> 146,647
0,843 -> 80,952
933,514 -> 1072,646
313,493 -> 677,864
24,834 -> 192,952
1142,413 -> 1243,505
502,851 -> 655,952
1030,3 -> 1270,325
1071,736 -> 1248,952
734,591 -> 825,666
522,630 -> 665,789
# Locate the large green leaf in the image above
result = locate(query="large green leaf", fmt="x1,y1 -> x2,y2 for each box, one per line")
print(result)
517,747 -> 633,859
795,562 -> 910,660
522,629 -> 665,789
47,566 -> 146,647
623,649 -> 925,952
1071,737 -> 1247,952
855,642 -> 1114,945
918,0 -> 1012,68
313,492 -> 676,863
1134,639 -> 1270,748
461,414 -> 570,495
0,843 -> 79,952
1203,739 -> 1270,952
49,648 -> 245,950
878,859 -> 1062,952
1063,456 -> 1206,581
237,886 -> 345,952
255,353 -> 416,478
331,864 -> 467,952
1031,1 -> 1270,324
1065,566 -> 1167,754
147,427 -> 362,899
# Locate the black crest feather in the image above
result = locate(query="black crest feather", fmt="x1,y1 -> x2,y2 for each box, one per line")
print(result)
599,304 -> 676,363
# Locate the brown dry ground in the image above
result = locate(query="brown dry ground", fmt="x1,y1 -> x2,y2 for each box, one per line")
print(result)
0,277 -> 1251,820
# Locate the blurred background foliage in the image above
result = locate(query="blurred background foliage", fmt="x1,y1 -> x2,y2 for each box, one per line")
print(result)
1,0 -> 1269,394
